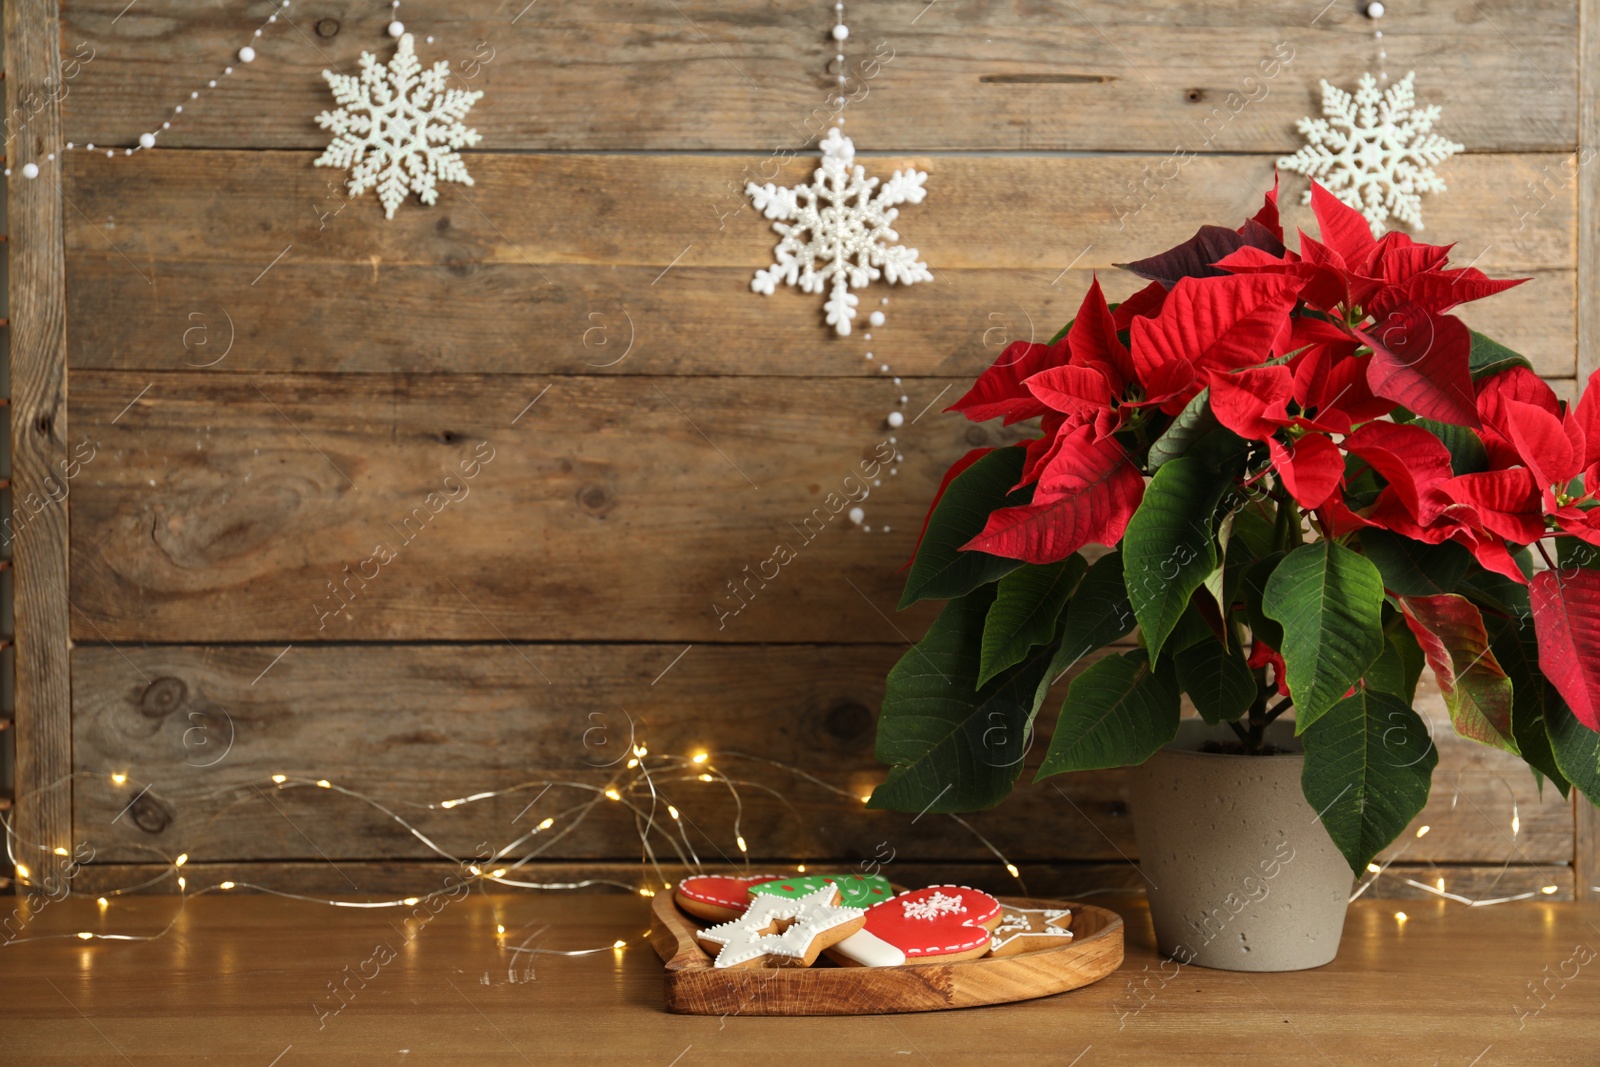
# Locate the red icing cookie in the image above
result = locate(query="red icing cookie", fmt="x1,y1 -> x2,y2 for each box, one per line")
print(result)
673,874 -> 782,922
829,884 -> 1004,967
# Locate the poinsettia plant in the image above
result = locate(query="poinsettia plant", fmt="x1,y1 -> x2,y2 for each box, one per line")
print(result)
869,180 -> 1600,874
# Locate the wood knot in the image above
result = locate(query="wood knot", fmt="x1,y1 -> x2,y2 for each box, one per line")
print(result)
139,677 -> 188,719
824,701 -> 874,743
964,426 -> 989,447
1184,88 -> 1205,103
577,483 -> 615,518
130,791 -> 174,834
315,17 -> 340,36
34,413 -> 52,436
436,430 -> 461,444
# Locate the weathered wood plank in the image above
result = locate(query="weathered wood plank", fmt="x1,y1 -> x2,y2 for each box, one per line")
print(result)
66,371 -> 1017,643
63,262 -> 1576,380
69,645 -> 1573,866
63,860 -> 1573,902
61,150 -> 1574,270
61,0 -> 1576,152
6,0 -> 77,890
61,151 -> 1576,375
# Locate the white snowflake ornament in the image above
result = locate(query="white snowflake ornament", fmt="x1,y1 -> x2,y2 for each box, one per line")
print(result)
1279,71 -> 1463,237
315,34 -> 483,220
747,127 -> 931,336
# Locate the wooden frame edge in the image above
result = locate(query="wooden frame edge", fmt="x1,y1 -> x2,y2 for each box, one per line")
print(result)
5,0 -> 74,889
1577,0 -> 1600,900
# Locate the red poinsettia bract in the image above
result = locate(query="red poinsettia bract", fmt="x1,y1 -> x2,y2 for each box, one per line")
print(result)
935,178 -> 1600,730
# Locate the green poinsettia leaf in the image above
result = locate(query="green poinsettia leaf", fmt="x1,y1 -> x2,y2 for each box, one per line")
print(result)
1035,650 -> 1180,779
978,555 -> 1087,687
1301,687 -> 1438,874
899,447 -> 1030,609
871,588 -> 1054,813
1031,550 -> 1136,715
1360,529 -> 1472,597
1544,695 -> 1600,810
1175,632 -> 1256,725
1264,541 -> 1386,732
1363,625 -> 1426,707
1487,612 -> 1571,797
1241,550 -> 1286,651
1147,389 -> 1215,471
1414,418 -> 1489,477
1468,329 -> 1534,381
1122,457 -> 1231,660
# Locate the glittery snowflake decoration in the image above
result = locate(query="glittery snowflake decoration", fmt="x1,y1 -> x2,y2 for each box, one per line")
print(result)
1278,71 -> 1463,237
902,891 -> 966,921
315,34 -> 483,220
747,127 -> 931,336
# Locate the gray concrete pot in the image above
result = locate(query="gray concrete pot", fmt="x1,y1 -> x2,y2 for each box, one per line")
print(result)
1126,719 -> 1354,971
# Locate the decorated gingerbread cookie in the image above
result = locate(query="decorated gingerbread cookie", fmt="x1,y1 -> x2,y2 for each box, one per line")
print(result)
987,906 -> 1074,957
695,884 -> 866,969
748,873 -> 893,910
674,874 -> 781,922
829,885 -> 1003,967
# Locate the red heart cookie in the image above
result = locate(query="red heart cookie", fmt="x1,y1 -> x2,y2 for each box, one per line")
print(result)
829,884 -> 1004,967
674,874 -> 782,922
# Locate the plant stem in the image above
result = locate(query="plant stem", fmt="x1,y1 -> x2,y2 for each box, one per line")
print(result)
1227,719 -> 1250,747
1261,696 -> 1293,724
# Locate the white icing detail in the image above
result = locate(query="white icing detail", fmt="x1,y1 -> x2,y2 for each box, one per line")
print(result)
697,885 -> 864,968
832,928 -> 907,968
901,890 -> 966,921
988,906 -> 1075,953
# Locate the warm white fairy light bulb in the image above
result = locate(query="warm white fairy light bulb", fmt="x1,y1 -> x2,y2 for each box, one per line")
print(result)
110,773 -> 127,785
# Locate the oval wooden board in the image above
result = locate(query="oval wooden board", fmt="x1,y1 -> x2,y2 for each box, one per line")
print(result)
648,891 -> 1124,1015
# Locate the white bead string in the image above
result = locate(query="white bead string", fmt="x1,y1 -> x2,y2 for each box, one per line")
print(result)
6,0 -> 294,179
1366,1 -> 1388,85
825,4 -> 908,532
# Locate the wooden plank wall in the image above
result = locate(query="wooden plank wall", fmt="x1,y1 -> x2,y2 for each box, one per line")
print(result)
11,0 -> 1590,900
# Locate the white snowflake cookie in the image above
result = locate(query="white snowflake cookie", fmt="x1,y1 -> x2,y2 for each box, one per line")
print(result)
746,127 -> 931,336
1278,71 -> 1462,237
315,34 -> 483,220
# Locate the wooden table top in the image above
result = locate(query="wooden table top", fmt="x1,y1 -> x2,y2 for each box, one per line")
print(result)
0,892 -> 1595,1065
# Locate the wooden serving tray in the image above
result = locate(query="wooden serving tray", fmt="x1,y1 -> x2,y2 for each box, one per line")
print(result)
648,891 -> 1124,1015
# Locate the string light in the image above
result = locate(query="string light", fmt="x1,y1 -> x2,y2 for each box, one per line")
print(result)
271,775 -> 287,785
496,924 -> 506,935
735,836 -> 748,853
796,864 -> 807,873
1415,825 -> 1431,838
14,865 -> 29,881
1541,885 -> 1559,895
96,897 -> 108,909
612,940 -> 627,949
667,805 -> 680,821
52,847 -> 68,857
316,780 -> 332,789
76,931 -> 93,940
110,774 -> 127,786
537,818 -> 554,831
691,752 -> 709,764
220,882 -> 235,890
1394,911 -> 1408,924
604,788 -> 622,801
175,854 -> 188,867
